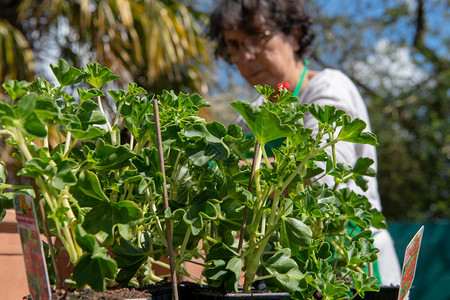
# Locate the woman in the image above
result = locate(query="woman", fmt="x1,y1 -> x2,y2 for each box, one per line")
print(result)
208,0 -> 402,285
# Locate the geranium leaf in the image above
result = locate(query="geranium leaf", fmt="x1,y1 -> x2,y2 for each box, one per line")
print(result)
50,59 -> 88,87
51,160 -> 78,190
112,237 -> 148,285
70,170 -> 109,205
231,100 -> 296,144
308,104 -> 346,125
77,88 -> 105,102
93,140 -> 135,170
351,271 -> 380,297
82,200 -> 142,238
23,112 -> 47,138
261,248 -> 305,294
83,62 -> 120,89
281,217 -> 313,248
2,80 -> 30,101
338,116 -> 379,146
73,226 -> 117,292
70,126 -> 106,140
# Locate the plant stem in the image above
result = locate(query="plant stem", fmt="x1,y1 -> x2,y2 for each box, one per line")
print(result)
0,183 -> 32,190
64,132 -> 72,157
328,238 -> 364,273
242,223 -> 280,292
280,139 -> 338,192
261,145 -> 272,170
178,227 -> 192,272
146,188 -> 167,246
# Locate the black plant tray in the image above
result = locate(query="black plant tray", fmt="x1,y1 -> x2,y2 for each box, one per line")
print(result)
194,290 -> 290,300
149,283 -> 289,300
352,286 -> 400,300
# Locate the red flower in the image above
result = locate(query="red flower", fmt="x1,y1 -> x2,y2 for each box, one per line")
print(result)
273,81 -> 291,102
278,81 -> 290,91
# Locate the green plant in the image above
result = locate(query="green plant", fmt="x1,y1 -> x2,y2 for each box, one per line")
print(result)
0,59 -> 237,291
201,84 -> 387,299
0,60 -> 387,299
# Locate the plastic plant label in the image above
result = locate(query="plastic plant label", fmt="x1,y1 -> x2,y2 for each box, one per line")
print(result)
14,193 -> 51,300
397,225 -> 424,300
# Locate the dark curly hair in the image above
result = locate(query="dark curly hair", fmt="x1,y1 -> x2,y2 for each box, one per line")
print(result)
208,0 -> 315,62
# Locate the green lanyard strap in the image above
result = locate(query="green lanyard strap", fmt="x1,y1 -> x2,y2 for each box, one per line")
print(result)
293,60 -> 309,98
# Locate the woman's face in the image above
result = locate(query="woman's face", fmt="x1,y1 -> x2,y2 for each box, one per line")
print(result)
223,28 -> 300,90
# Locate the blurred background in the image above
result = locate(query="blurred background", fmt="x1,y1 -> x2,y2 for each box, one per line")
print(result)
0,0 -> 448,299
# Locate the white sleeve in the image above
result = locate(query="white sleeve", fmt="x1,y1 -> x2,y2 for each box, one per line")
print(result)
301,70 -> 402,284
300,69 -> 381,211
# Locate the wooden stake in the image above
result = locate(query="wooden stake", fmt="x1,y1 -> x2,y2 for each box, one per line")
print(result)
152,98 -> 179,300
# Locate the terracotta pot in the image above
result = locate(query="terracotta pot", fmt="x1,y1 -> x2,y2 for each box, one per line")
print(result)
0,209 -> 31,300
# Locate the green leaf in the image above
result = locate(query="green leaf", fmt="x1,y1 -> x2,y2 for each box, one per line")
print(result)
78,110 -> 107,127
204,243 -> 241,292
352,157 -> 377,177
126,83 -> 147,95
17,93 -> 37,119
231,100 -> 296,144
188,93 -> 211,108
205,243 -> 238,262
254,84 -> 275,99
50,59 -> 89,87
73,226 -> 117,292
182,122 -> 230,165
83,62 -> 120,89
351,229 -> 373,242
342,240 -> 378,265
338,116 -> 379,146
261,248 -> 305,294
30,77 -> 58,97
281,217 -> 313,248
77,88 -> 105,102
70,171 -> 109,205
80,99 -> 100,112
0,102 -> 15,120
317,242 -> 332,260
51,160 -> 78,190
173,190 -> 220,235
335,157 -> 376,191
22,113 -> 47,138
93,140 -> 135,170
351,271 -> 380,297
13,94 -> 48,137
307,272 -> 349,299
70,126 -> 106,140
82,201 -> 142,238
18,158 -> 55,178
308,104 -> 346,125
112,237 -> 148,285
0,162 -> 5,184
34,95 -> 59,121
287,127 -> 313,147
75,224 -> 97,252
2,80 -> 30,101
108,89 -> 128,104
0,164 -> 14,214
276,90 -> 302,105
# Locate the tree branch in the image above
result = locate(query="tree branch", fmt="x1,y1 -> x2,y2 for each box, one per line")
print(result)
412,0 -> 425,47
412,0 -> 447,72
